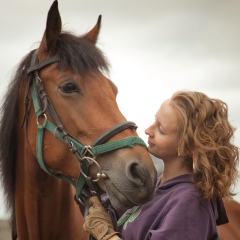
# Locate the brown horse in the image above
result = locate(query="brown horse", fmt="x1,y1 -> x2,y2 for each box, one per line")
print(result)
0,1 -> 157,239
218,199 -> 240,240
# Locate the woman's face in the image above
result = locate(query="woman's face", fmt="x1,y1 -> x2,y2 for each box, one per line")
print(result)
145,99 -> 182,161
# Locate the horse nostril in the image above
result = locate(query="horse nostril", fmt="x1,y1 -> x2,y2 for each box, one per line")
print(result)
126,162 -> 146,186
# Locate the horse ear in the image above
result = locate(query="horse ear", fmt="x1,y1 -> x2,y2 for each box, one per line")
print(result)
38,0 -> 62,59
83,15 -> 101,45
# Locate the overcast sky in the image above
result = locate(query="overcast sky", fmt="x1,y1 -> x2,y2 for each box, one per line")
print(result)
1,0 -> 240,218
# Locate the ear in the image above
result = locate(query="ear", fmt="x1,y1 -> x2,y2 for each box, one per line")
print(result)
83,15 -> 101,45
38,0 -> 62,60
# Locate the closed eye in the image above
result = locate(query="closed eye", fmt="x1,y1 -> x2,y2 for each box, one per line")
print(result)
59,82 -> 80,94
158,128 -> 165,134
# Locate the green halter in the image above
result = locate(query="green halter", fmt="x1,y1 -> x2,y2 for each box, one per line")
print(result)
28,51 -> 148,204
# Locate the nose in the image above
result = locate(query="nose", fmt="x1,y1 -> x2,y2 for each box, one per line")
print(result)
145,124 -> 153,137
125,159 -> 156,188
124,159 -> 157,204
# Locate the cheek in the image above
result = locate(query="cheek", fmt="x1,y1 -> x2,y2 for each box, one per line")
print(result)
42,133 -> 81,179
154,136 -> 178,154
155,134 -> 168,147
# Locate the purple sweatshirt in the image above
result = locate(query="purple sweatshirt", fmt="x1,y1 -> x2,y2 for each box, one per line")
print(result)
117,174 -> 228,240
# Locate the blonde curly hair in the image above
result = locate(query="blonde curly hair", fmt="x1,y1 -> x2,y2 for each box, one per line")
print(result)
171,90 -> 239,200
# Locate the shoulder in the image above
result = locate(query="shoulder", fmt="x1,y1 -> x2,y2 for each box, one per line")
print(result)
166,183 -> 210,212
160,192 -> 215,230
169,192 -> 210,213
157,174 -> 202,201
156,177 -> 211,214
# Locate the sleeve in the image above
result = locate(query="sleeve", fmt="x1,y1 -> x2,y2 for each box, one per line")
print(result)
148,194 -> 216,240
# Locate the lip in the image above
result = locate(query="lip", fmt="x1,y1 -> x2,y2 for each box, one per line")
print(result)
148,139 -> 154,147
104,181 -> 135,210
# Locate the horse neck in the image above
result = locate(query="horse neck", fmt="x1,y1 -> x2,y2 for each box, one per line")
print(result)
14,127 -> 87,239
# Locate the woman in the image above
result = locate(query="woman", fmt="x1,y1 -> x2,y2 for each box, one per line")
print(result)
83,90 -> 239,240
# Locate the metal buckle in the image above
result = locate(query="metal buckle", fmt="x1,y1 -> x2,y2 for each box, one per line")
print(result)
82,146 -> 93,157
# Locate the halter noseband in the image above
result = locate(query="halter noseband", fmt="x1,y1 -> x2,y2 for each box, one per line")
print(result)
26,50 -> 148,205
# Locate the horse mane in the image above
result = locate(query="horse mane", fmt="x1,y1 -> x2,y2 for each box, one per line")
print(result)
0,31 -> 110,218
0,53 -> 31,216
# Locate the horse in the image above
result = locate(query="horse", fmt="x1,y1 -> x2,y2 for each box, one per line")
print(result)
218,199 -> 240,240
0,1 -> 157,239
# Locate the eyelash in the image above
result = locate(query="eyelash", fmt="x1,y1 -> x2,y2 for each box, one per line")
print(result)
158,128 -> 164,134
59,82 -> 80,94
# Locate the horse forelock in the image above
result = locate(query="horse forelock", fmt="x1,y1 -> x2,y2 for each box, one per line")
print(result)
57,32 -> 110,75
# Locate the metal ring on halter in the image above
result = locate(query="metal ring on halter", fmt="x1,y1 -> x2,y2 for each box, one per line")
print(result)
67,140 -> 74,151
80,156 -> 108,181
36,76 -> 42,84
81,156 -> 95,165
74,194 -> 85,206
37,113 -> 47,125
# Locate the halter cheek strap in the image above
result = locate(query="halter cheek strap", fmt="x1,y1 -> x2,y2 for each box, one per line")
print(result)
27,50 -> 148,204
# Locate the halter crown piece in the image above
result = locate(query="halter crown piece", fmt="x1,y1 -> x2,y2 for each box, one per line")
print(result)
26,50 -> 148,205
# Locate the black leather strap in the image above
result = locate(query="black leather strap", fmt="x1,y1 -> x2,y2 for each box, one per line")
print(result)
91,121 -> 138,146
27,52 -> 60,74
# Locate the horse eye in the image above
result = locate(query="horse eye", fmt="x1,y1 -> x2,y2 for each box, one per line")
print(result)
60,82 -> 79,94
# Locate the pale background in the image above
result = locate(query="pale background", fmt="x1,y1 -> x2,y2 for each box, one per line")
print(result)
0,0 -> 240,219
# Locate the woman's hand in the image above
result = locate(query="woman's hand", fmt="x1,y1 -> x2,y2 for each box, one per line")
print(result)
83,196 -> 120,240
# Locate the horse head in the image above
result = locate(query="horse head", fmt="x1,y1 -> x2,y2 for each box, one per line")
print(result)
20,0 -> 157,210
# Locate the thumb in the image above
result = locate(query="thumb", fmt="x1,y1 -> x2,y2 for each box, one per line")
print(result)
83,223 -> 87,231
89,196 -> 102,208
